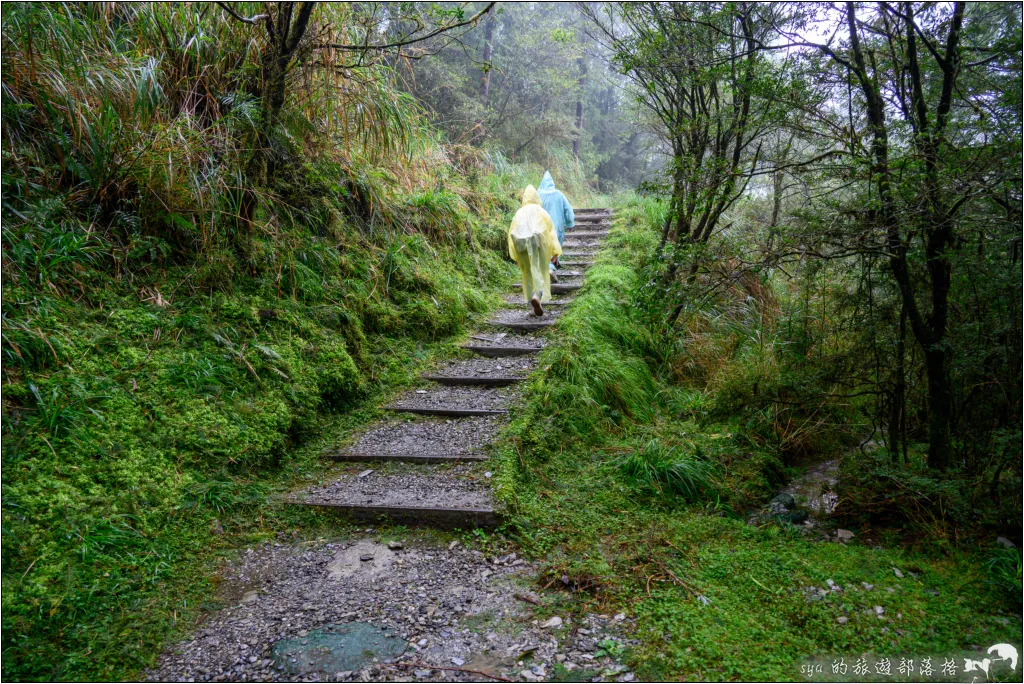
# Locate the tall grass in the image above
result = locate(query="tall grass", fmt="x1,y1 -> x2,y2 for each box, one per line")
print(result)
616,438 -> 720,502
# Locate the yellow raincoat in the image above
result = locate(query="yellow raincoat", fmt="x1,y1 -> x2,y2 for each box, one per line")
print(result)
508,185 -> 562,303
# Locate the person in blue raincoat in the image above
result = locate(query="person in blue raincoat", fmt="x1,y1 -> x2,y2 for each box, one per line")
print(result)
537,171 -> 574,274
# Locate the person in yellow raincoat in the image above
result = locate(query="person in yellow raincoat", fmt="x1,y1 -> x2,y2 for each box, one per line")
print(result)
508,185 -> 562,316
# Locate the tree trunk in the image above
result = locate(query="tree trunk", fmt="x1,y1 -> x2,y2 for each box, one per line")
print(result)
572,57 -> 586,161
924,347 -> 953,470
889,304 -> 907,462
478,13 -> 494,101
770,167 -> 783,228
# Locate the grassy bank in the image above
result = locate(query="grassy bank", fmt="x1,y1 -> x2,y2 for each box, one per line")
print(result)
493,198 -> 1022,681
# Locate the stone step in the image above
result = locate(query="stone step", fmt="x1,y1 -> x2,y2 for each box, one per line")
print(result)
485,320 -> 555,332
288,466 -> 501,528
387,406 -> 507,417
564,231 -> 608,238
512,282 -> 581,293
502,295 -> 574,306
463,344 -> 542,357
575,208 -> 612,215
290,502 -> 502,528
422,374 -> 522,387
329,451 -> 489,463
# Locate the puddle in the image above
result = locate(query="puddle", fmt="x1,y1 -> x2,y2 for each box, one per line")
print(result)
271,622 -> 406,675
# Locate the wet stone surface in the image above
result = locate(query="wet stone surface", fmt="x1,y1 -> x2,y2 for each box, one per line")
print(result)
343,417 -> 502,456
390,385 -> 518,412
149,538 -> 637,682
430,356 -> 537,379
293,464 -> 493,509
487,308 -> 561,325
465,332 -> 547,349
749,459 -> 840,531
502,294 -> 575,306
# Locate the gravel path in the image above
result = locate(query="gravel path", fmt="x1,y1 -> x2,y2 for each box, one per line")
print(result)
148,209 -> 622,683
465,332 -> 547,349
342,417 -> 503,456
486,308 -> 561,325
148,537 -> 637,682
390,385 -> 519,412
502,294 -> 574,306
292,464 -> 493,509
431,356 -> 537,379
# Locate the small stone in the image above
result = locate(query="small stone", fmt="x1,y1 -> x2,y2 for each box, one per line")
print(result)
532,665 -> 546,676
996,536 -> 1016,548
360,554 -> 374,562
485,471 -> 493,478
414,669 -> 432,678
418,638 -> 428,647
861,582 -> 874,590
388,541 -> 403,550
874,605 -> 885,616
357,469 -> 374,478
837,616 -> 849,625
621,674 -> 635,682
449,541 -> 459,550
893,567 -> 904,579
520,670 -> 539,682
836,529 -> 855,541
614,612 -> 626,621
451,658 -> 465,666
556,654 -> 566,663
541,616 -> 563,629
770,493 -> 796,510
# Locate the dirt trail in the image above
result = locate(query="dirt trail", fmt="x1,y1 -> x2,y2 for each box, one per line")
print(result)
150,211 -> 637,682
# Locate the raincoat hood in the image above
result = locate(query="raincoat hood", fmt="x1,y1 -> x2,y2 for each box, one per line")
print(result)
538,171 -> 556,193
522,185 -> 542,206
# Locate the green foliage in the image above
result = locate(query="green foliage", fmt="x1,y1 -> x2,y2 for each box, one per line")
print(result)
495,195 -> 1021,682
615,439 -> 720,503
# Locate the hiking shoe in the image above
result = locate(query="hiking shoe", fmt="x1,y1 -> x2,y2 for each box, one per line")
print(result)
530,296 -> 544,317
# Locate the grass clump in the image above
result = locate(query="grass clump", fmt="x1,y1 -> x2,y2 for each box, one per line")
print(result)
616,439 -> 720,503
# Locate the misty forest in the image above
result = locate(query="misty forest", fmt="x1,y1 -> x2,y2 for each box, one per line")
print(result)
1,2 -> 1021,682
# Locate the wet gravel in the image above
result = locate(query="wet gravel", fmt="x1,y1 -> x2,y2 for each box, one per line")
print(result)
561,239 -> 601,248
390,385 -> 519,412
149,538 -> 637,683
430,356 -> 537,379
465,332 -> 547,349
486,308 -> 561,325
502,294 -> 575,306
293,464 -> 493,509
343,417 -> 503,456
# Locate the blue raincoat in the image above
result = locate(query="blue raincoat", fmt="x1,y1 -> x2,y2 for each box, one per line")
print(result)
537,171 -> 575,247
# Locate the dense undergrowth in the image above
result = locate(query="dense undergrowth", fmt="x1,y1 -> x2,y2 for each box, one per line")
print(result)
494,198 -> 1022,681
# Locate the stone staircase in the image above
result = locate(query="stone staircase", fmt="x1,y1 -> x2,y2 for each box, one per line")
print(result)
287,208 -> 612,528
